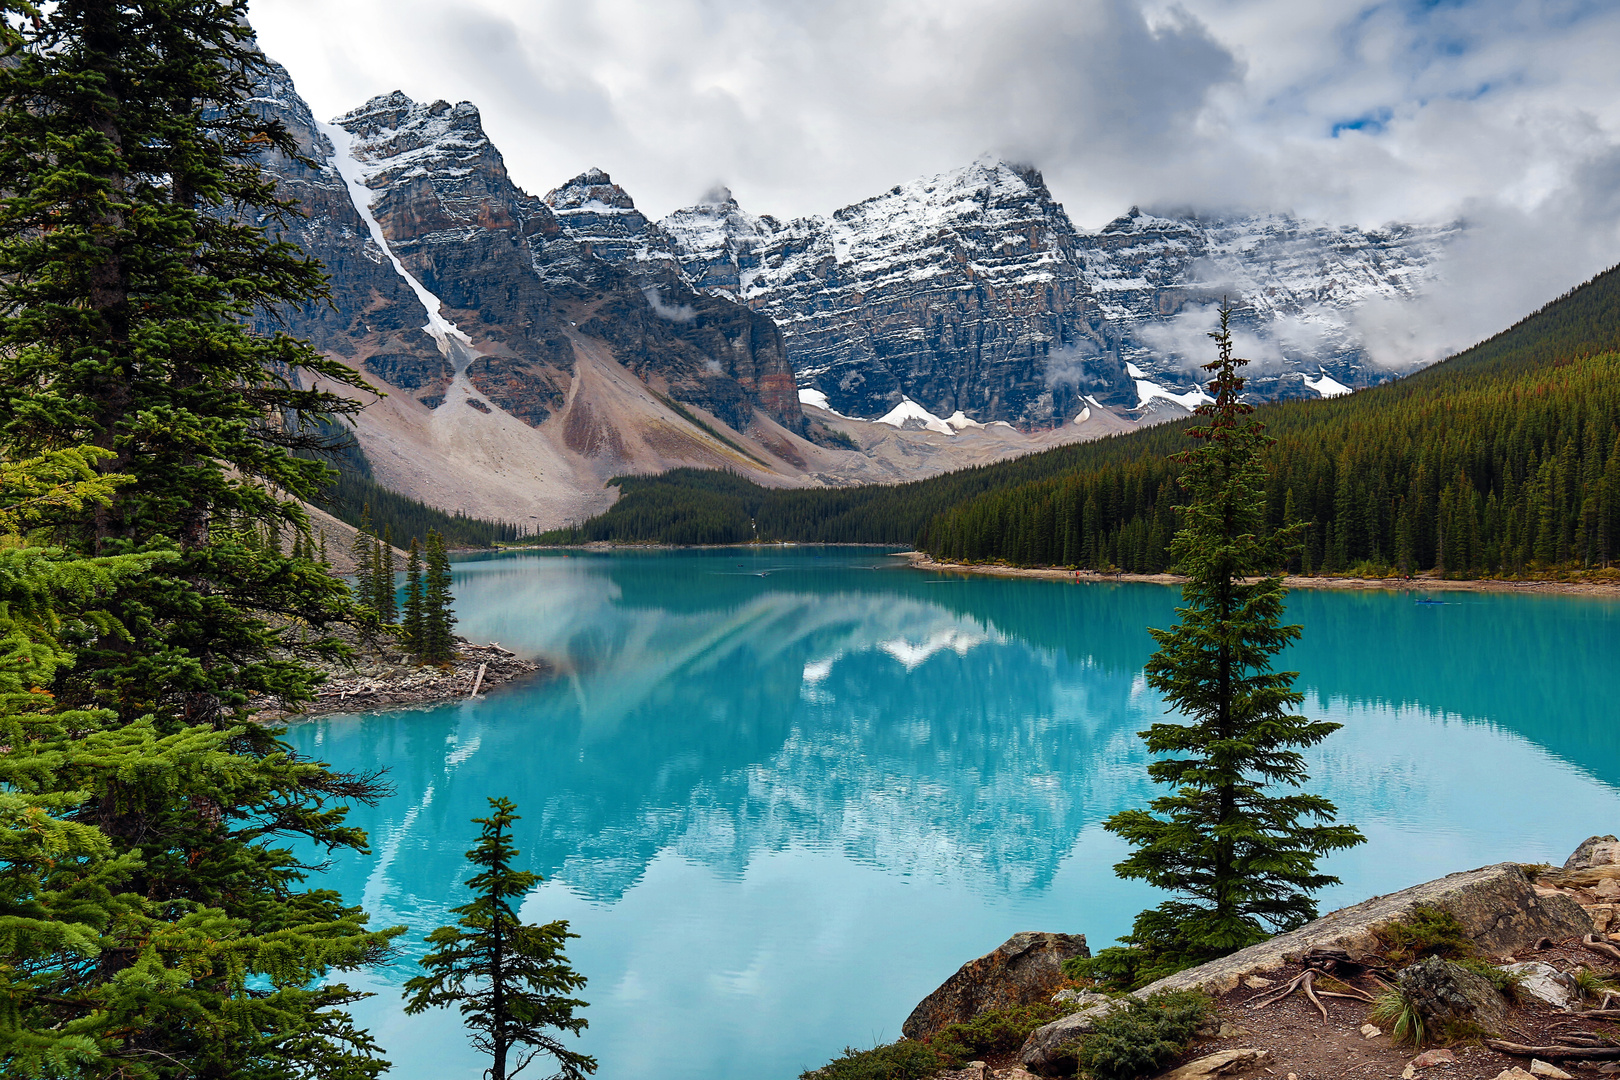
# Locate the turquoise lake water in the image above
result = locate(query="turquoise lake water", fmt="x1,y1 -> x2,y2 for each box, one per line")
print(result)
286,547 -> 1620,1080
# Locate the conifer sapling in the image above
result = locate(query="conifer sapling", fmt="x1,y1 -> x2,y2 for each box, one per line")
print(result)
403,798 -> 595,1080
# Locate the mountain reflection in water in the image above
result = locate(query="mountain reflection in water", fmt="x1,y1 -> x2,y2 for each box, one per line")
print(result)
290,548 -> 1620,1080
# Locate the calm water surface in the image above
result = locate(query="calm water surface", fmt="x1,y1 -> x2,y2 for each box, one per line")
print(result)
287,548 -> 1620,1080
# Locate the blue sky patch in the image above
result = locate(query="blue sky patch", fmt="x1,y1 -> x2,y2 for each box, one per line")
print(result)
1332,108 -> 1394,137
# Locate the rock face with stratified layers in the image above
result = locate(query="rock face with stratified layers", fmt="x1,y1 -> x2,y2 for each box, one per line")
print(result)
666,160 -> 1131,428
326,95 -> 805,436
657,161 -> 1457,426
244,60 -> 453,405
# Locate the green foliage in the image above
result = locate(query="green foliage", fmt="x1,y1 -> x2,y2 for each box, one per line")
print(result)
1100,306 -> 1364,981
1375,905 -> 1474,963
1073,991 -> 1210,1080
0,3 -> 405,1074
1064,946 -> 1183,994
1572,966 -> 1619,1000
1454,959 -> 1523,1001
1370,987 -> 1426,1049
402,537 -> 425,652
799,1040 -> 943,1080
373,526 -> 397,624
930,1002 -> 1071,1064
417,529 -> 457,664
538,263 -> 1620,579
403,798 -> 594,1080
816,425 -> 861,451
798,1002 -> 1071,1080
347,509 -> 398,627
532,470 -> 762,546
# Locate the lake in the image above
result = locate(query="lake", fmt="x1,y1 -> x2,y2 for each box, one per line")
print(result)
287,547 -> 1620,1080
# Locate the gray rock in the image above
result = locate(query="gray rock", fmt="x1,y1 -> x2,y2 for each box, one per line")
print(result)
1502,961 -> 1577,1009
1396,956 -> 1510,1034
1017,993 -> 1125,1076
1161,1048 -> 1269,1079
1136,863 -> 1595,998
1563,835 -> 1619,872
901,931 -> 1088,1041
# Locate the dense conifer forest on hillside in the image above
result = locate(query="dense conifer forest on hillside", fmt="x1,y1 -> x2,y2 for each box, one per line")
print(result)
536,263 -> 1620,578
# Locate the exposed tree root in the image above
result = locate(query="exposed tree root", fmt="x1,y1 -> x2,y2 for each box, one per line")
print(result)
1581,934 -> 1620,964
1243,968 -> 1372,1021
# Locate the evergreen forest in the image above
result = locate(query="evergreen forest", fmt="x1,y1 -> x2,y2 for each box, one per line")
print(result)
537,262 -> 1620,578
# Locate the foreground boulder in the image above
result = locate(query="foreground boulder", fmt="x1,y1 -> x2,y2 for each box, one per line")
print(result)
1501,961 -> 1577,1009
1017,992 -> 1125,1075
1396,956 -> 1511,1035
1135,864 -> 1594,997
1562,835 -> 1618,872
901,932 -> 1088,1041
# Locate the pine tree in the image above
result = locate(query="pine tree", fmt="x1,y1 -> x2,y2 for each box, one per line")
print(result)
421,529 -> 458,664
352,506 -> 377,610
1084,305 -> 1364,990
373,525 -> 397,624
403,798 -> 595,1080
403,537 -> 425,654
0,4 -> 402,1074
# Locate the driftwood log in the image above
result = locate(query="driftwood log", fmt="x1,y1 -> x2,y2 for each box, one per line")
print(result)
1485,1040 -> 1620,1060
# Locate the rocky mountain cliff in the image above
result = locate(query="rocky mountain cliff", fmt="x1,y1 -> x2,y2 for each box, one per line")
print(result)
245,49 -> 1457,528
654,160 -> 1458,425
247,58 -> 1109,530
666,160 -> 1127,428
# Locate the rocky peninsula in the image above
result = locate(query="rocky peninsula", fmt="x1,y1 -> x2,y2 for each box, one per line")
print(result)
251,636 -> 541,722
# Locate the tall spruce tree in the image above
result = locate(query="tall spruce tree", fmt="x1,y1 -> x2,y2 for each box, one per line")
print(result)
0,3 -> 403,1075
403,798 -> 595,1080
421,529 -> 457,664
402,536 -> 425,654
374,524 -> 397,624
1085,305 -> 1364,990
351,506 -> 377,611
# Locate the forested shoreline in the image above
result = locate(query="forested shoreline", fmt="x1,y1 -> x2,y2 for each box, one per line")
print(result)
535,263 -> 1620,579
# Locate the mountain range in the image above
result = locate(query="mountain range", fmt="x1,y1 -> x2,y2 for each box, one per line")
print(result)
248,52 -> 1461,530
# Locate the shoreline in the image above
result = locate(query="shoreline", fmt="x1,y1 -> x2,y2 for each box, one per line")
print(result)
904,551 -> 1620,598
253,640 -> 544,723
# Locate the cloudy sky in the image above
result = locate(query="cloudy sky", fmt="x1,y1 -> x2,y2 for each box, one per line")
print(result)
252,0 -> 1620,362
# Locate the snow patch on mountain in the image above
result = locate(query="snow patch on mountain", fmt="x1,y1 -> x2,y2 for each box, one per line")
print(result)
320,119 -> 471,356
1302,370 -> 1352,397
875,397 -> 957,436
1124,363 -> 1212,412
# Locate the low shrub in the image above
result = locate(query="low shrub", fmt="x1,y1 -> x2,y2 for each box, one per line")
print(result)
802,1000 -> 1078,1080
1376,905 -> 1474,963
1573,966 -> 1620,1001
800,1040 -> 942,1080
815,424 -> 860,451
930,1002 -> 1071,1064
1073,991 -> 1211,1080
